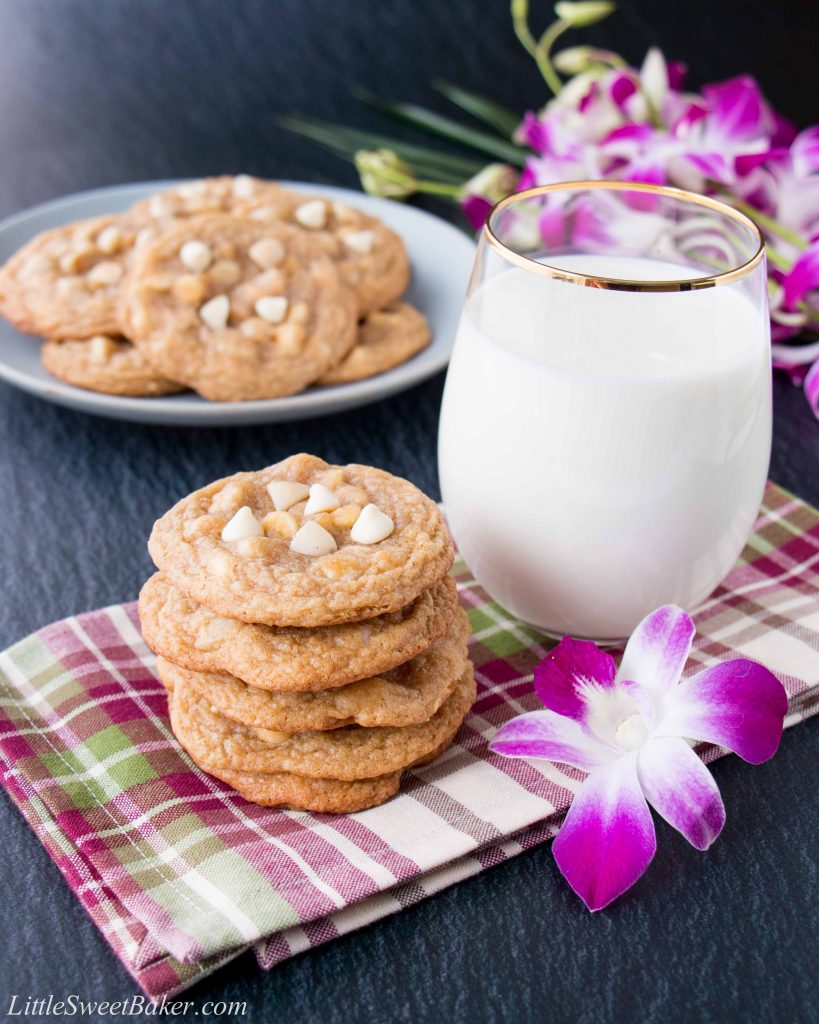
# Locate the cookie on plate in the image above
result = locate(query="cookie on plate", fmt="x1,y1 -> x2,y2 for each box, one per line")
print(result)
155,605 -> 470,731
147,453 -> 455,627
139,572 -> 458,690
41,335 -> 185,397
319,302 -> 431,386
168,661 -> 475,780
240,189 -> 410,315
129,175 -> 285,222
0,215 -> 143,339
118,216 -> 358,400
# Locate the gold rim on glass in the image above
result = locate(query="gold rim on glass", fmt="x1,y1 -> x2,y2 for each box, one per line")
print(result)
483,180 -> 766,292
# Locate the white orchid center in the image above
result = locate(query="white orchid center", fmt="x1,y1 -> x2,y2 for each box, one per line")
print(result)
614,713 -> 649,751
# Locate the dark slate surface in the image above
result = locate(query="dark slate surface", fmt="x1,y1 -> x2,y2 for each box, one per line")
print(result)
0,2 -> 817,1022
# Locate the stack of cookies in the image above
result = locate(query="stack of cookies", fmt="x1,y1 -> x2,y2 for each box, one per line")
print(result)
138,454 -> 474,813
0,175 -> 431,400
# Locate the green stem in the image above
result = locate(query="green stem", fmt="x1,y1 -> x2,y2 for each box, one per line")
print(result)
726,195 -> 808,251
534,19 -> 571,96
510,0 -> 539,60
765,245 -> 792,271
511,0 -> 570,95
415,181 -> 463,197
798,301 -> 819,324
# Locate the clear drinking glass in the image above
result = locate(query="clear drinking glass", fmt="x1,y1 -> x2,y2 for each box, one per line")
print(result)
438,181 -> 771,642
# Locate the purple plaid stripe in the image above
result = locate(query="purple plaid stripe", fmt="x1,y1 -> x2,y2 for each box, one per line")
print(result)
0,482 -> 815,1001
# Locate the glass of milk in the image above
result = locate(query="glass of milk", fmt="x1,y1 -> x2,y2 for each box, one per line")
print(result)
438,182 -> 770,642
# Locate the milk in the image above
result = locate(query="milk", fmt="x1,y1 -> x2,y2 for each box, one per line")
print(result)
438,255 -> 771,640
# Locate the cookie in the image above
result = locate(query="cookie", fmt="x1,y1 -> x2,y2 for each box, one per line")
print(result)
240,189 -> 410,315
319,302 -> 431,386
139,572 -> 458,691
168,660 -> 474,780
155,605 -> 470,731
41,335 -> 185,397
189,737 -> 455,813
0,215 -> 143,339
148,454 -> 455,627
118,216 -> 358,400
198,760 -> 403,813
181,735 -> 455,813
129,175 -> 285,222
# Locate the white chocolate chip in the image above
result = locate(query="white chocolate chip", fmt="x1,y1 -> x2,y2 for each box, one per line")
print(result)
149,195 -> 174,218
199,294 -> 230,330
254,295 -> 289,324
294,199 -> 327,229
86,260 -> 124,287
136,226 -> 157,248
232,175 -> 256,199
179,240 -> 213,273
248,238 -> 285,269
350,503 -> 394,544
266,480 -> 310,511
249,205 -> 276,220
90,335 -> 115,362
96,226 -> 123,254
304,483 -> 340,516
221,505 -> 263,542
178,181 -> 208,200
289,520 -> 337,556
342,230 -> 375,255
332,201 -> 358,224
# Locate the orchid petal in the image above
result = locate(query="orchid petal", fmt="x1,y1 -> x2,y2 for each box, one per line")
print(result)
703,75 -> 767,142
672,101 -> 707,139
656,660 -> 787,764
791,126 -> 819,177
489,710 -> 614,771
539,205 -> 567,248
519,112 -> 550,155
616,605 -> 694,700
640,48 -> 668,111
608,71 -> 637,111
637,737 -> 725,850
553,754 -> 656,911
771,114 -> 798,150
667,61 -> 687,91
461,194 -> 491,230
781,243 -> 819,309
804,358 -> 819,419
684,151 -> 733,185
533,637 -> 617,720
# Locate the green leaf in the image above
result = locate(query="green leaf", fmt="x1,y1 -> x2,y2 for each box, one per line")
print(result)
355,92 -> 528,166
433,81 -> 521,138
279,117 -> 484,179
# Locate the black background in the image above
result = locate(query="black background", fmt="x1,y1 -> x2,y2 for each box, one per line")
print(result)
0,2 -> 817,1022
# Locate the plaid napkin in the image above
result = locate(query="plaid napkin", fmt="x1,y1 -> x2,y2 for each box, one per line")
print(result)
0,482 -> 817,1000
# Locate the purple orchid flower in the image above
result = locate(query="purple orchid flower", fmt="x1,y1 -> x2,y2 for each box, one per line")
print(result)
489,605 -> 786,912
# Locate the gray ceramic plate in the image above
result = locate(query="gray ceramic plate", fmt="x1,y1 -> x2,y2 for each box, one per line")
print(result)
0,180 -> 475,425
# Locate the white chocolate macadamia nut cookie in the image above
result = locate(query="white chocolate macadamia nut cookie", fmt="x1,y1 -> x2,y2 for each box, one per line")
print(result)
238,189 -> 411,315
319,302 -> 431,386
129,175 -> 286,222
40,335 -> 185,397
0,215 -> 144,339
148,453 -> 454,627
118,216 -> 358,400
